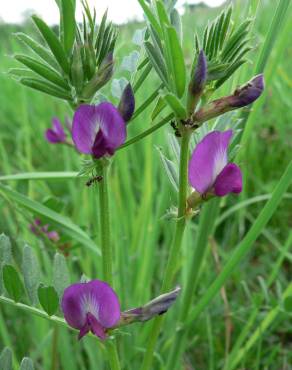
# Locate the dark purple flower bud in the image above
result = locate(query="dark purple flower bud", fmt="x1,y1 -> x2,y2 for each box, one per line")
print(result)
229,74 -> 264,108
188,130 -> 242,197
118,83 -> 135,122
45,118 -> 67,144
118,287 -> 181,326
189,50 -> 207,96
193,75 -> 265,124
61,280 -> 120,340
72,102 -> 126,158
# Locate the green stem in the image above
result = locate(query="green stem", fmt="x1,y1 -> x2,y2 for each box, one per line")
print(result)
140,129 -> 191,370
166,199 -> 220,370
99,164 -> 113,284
50,326 -> 59,370
98,164 -> 121,370
118,113 -> 174,151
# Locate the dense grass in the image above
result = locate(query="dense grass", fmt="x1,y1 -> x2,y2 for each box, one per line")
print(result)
0,1 -> 291,369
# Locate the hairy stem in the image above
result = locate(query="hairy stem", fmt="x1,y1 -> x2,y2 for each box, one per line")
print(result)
140,129 -> 191,370
98,164 -> 121,370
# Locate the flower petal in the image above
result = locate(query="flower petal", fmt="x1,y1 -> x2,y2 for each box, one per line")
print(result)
92,102 -> 126,158
72,103 -> 126,157
61,283 -> 88,330
87,312 -> 107,340
188,130 -> 233,194
86,280 -> 120,328
214,163 -> 242,196
72,105 -> 100,154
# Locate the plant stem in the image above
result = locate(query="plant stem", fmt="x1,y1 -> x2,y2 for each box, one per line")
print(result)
118,113 -> 174,151
98,164 -> 121,370
140,129 -> 191,370
166,199 -> 220,370
99,164 -> 113,284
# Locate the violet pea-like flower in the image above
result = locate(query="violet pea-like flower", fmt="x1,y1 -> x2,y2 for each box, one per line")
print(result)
61,280 -> 120,340
45,117 -> 67,144
72,102 -> 127,159
188,130 -> 242,197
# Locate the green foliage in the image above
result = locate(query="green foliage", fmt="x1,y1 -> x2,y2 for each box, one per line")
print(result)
32,15 -> 70,75
195,5 -> 253,89
20,358 -> 34,370
38,285 -> 59,316
3,265 -> 24,302
0,1 -> 291,370
59,0 -> 76,54
0,234 -> 13,294
22,245 -> 41,305
0,347 -> 12,370
53,253 -> 70,299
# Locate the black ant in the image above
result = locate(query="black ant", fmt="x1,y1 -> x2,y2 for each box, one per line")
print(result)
86,175 -> 103,187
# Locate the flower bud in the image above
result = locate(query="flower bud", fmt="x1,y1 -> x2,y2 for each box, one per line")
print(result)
117,286 -> 181,327
118,83 -> 135,122
70,44 -> 84,94
82,53 -> 114,100
229,74 -> 264,107
193,74 -> 264,124
189,50 -> 207,96
187,50 -> 207,112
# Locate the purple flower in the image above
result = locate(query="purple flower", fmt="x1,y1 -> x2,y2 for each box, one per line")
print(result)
188,130 -> 242,197
45,118 -> 67,144
61,280 -> 120,340
72,102 -> 126,158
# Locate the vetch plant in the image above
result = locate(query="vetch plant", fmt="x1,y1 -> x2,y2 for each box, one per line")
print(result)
0,1 -> 291,370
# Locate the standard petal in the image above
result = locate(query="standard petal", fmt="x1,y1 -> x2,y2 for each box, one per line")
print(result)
86,280 -> 121,328
61,283 -> 88,330
72,105 -> 100,154
214,163 -> 242,196
92,102 -> 126,158
188,130 -> 233,194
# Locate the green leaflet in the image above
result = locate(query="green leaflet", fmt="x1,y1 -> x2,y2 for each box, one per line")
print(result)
59,0 -> 76,54
15,33 -> 60,71
144,41 -> 169,87
15,54 -> 69,90
32,15 -> 70,74
164,26 -> 186,98
38,285 -> 59,316
53,253 -> 70,299
20,358 -> 34,370
0,347 -> 12,370
137,0 -> 162,37
162,92 -> 187,119
3,265 -> 24,302
0,234 -> 12,295
19,78 -> 72,101
22,245 -> 41,305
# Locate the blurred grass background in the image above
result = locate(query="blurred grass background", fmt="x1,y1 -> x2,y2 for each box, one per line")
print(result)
0,0 -> 291,369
